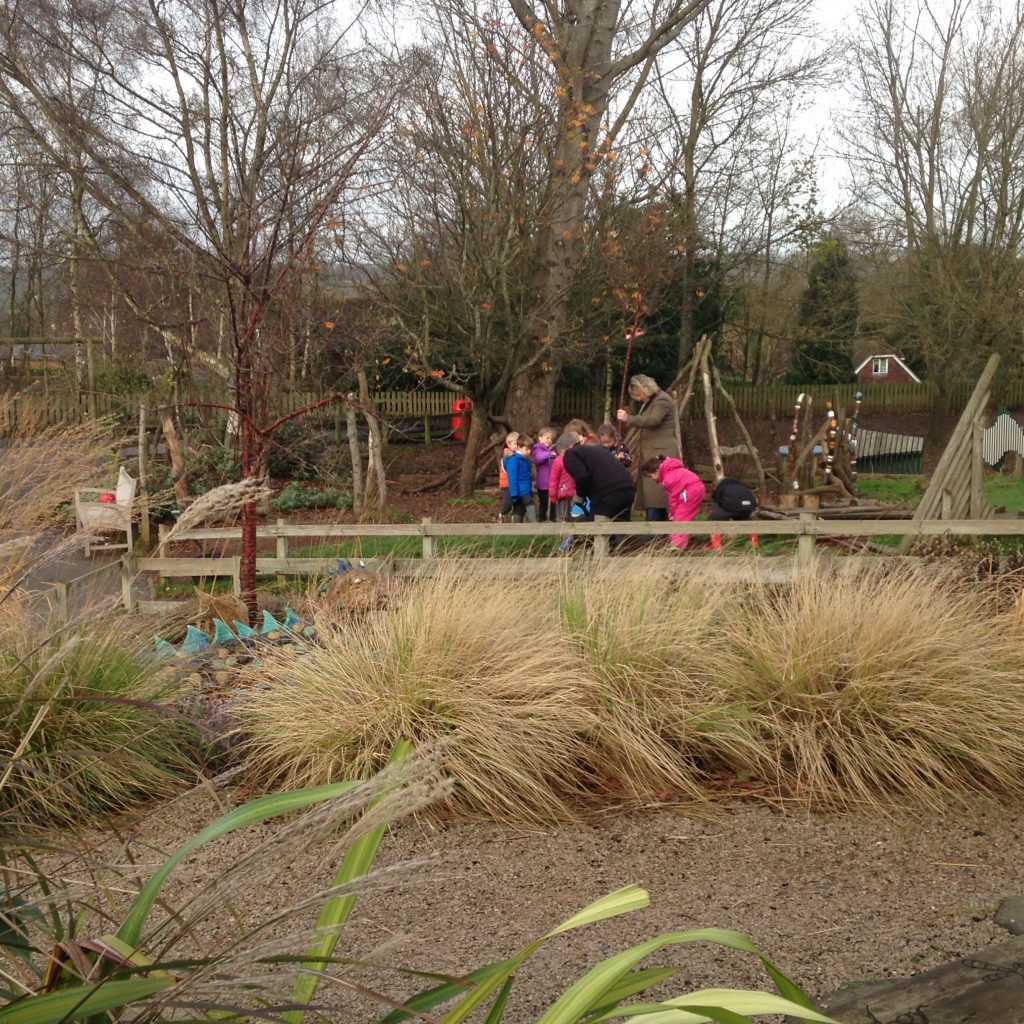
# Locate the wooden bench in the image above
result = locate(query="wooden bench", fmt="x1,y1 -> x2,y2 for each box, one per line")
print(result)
75,466 -> 136,555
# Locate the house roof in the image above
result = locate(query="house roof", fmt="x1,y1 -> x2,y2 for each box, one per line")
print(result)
853,353 -> 922,383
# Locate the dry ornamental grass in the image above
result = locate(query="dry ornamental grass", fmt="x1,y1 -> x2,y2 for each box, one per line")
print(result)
238,559 -> 1024,817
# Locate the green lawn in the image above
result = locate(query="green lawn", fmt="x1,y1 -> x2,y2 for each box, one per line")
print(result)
856,471 -> 1024,514
293,534 -> 562,559
855,473 -> 925,506
983,473 -> 1024,513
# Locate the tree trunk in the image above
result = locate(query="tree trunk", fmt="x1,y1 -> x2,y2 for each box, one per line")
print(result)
359,371 -> 387,519
159,410 -> 190,507
505,362 -> 561,430
458,397 -> 490,497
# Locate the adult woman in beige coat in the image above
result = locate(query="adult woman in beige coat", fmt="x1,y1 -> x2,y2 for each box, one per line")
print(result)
616,374 -> 681,520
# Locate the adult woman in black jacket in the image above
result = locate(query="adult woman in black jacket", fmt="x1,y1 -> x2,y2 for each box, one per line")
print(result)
562,442 -> 635,521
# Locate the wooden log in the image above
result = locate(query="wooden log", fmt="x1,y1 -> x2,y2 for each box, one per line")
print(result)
700,340 -> 724,481
712,363 -> 766,498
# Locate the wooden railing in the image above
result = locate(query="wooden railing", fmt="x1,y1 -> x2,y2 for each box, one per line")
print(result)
120,515 -> 1024,613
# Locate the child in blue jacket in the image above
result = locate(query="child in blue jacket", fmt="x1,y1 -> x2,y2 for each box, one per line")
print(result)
506,436 -> 538,522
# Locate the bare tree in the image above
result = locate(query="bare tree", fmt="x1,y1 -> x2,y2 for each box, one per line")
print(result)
0,0 -> 401,617
362,6 -> 554,495
844,0 -> 1024,427
646,0 -> 831,372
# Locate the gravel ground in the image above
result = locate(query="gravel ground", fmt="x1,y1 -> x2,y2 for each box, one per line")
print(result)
72,790 -> 1024,1022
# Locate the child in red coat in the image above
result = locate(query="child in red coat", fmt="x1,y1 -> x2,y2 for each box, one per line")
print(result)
640,456 -> 705,549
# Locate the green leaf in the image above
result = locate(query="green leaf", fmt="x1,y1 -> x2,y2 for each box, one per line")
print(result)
535,929 -> 819,1024
116,780 -> 360,948
376,960 -> 512,1024
594,988 -> 838,1023
286,740 -> 415,1023
548,886 -> 650,936
0,977 -> 173,1024
584,967 -> 680,1018
482,977 -> 514,1024
436,889 -> 652,1024
0,892 -> 42,963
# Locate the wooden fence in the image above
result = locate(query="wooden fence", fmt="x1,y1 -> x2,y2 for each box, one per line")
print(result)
7,379 -> 1024,438
118,515 -> 1024,614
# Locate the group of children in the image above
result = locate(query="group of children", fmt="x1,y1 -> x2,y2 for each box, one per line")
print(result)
496,420 -> 758,550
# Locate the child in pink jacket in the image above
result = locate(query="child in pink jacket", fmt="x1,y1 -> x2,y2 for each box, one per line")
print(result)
640,456 -> 705,549
549,434 -> 580,552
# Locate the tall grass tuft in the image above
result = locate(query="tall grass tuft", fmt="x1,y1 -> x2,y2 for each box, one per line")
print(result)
239,567 -> 603,821
716,563 -> 1024,807
0,604 -> 196,830
561,564 -> 739,801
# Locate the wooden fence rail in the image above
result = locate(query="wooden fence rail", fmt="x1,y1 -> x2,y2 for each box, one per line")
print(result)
120,515 -> 1024,613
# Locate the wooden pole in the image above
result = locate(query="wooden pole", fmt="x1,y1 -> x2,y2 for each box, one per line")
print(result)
700,341 -> 724,481
421,516 -> 436,559
345,394 -> 363,515
712,363 -> 766,498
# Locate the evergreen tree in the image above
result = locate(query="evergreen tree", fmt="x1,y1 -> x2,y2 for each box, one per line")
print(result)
787,236 -> 858,383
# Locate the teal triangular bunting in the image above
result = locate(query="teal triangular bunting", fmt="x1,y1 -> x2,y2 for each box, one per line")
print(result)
212,619 -> 236,644
154,637 -> 177,658
260,610 -> 283,635
180,624 -> 210,654
233,619 -> 259,639
283,607 -> 302,629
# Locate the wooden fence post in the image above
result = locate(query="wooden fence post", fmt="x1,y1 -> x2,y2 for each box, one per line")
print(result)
421,516 -> 436,559
121,552 -> 137,612
796,510 -> 816,568
593,523 -> 610,559
53,582 -> 69,624
276,518 -> 288,585
232,556 -> 242,596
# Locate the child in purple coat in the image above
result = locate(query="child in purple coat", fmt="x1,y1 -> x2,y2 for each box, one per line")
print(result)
641,456 -> 705,549
532,427 -> 557,522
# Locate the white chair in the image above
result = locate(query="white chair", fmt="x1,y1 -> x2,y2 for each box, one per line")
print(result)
74,467 -> 137,555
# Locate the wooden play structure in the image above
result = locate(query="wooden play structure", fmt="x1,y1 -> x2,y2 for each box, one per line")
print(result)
668,335 -> 868,510
898,352 -> 999,550
669,335 -> 768,497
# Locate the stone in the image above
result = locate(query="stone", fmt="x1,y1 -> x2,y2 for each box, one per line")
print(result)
817,935 -> 1024,1023
995,894 -> 1024,936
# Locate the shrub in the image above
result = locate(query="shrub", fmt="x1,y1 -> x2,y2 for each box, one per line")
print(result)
0,608 -> 197,830
265,420 -> 330,480
560,568 -> 741,801
271,480 -> 353,514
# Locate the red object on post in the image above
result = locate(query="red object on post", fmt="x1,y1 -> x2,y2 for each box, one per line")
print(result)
452,397 -> 473,441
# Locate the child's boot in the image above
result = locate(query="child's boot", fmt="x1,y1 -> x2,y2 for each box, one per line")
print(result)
710,534 -> 723,550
